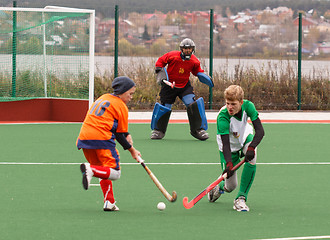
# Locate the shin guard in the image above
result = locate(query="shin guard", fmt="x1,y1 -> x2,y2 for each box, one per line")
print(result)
151,103 -> 172,133
90,165 -> 110,179
236,162 -> 256,200
187,97 -> 208,132
100,179 -> 115,203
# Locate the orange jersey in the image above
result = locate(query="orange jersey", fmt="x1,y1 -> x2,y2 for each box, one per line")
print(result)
77,94 -> 128,150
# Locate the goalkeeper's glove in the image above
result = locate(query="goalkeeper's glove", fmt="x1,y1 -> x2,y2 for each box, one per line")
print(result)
155,67 -> 162,74
155,67 -> 165,85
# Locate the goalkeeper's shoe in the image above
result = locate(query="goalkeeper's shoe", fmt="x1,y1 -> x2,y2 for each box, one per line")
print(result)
233,196 -> 249,212
208,185 -> 224,202
103,201 -> 119,211
150,130 -> 165,140
190,129 -> 209,141
80,163 -> 93,190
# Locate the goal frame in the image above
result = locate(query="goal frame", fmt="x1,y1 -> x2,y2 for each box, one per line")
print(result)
0,6 -> 95,107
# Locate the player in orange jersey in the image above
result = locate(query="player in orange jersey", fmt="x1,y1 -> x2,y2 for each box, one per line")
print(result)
77,76 -> 141,211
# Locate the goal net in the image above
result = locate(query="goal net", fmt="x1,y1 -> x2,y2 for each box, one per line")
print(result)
0,6 -> 95,106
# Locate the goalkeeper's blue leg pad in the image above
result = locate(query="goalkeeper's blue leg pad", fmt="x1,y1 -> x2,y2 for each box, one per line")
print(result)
151,103 -> 172,133
186,97 -> 208,131
187,98 -> 209,140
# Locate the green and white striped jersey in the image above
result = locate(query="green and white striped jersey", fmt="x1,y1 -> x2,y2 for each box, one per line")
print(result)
216,100 -> 259,152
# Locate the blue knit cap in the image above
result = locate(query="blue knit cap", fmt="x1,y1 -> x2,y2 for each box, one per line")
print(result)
112,76 -> 136,95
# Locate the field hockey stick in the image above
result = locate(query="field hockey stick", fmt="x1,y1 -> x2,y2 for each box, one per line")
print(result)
137,156 -> 177,202
163,79 -> 175,88
182,158 -> 246,209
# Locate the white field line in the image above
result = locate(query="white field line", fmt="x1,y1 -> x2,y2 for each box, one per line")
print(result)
0,162 -> 330,165
90,184 -> 100,187
4,162 -> 326,189
254,235 -> 330,240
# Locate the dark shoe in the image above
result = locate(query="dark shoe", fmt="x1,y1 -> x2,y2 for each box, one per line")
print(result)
208,185 -> 224,202
150,130 -> 165,140
190,129 -> 209,141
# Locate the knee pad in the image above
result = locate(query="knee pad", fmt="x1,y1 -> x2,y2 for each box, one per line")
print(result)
151,103 -> 172,133
109,169 -> 121,180
182,94 -> 195,107
186,97 -> 208,132
224,172 -> 238,192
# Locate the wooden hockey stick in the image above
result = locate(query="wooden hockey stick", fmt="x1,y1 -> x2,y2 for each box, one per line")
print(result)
137,156 -> 177,202
182,158 -> 245,209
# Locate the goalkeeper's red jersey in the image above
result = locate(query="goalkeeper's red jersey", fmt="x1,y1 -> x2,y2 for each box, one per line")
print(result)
77,94 -> 128,150
155,51 -> 204,88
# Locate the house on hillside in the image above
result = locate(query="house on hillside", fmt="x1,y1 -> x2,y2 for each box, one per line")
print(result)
143,11 -> 167,29
97,18 -> 115,34
97,18 -> 134,35
317,22 -> 330,33
292,16 -> 318,32
256,24 -> 277,35
121,19 -> 135,35
318,42 -> 330,54
142,11 -> 167,37
214,15 -> 228,32
184,11 -> 210,25
158,25 -> 180,36
272,7 -> 293,22
228,12 -> 255,32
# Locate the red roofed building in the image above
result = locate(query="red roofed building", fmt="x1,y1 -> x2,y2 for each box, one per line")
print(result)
184,11 -> 211,25
143,11 -> 167,23
293,16 -> 318,31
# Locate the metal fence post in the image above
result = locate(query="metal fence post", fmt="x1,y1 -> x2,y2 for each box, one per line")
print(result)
209,9 -> 214,110
297,12 -> 302,110
114,5 -> 119,78
12,0 -> 17,97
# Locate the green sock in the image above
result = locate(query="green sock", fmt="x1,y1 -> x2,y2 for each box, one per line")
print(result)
219,181 -> 225,191
236,162 -> 256,200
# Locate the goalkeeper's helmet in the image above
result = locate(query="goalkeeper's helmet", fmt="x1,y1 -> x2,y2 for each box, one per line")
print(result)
180,38 -> 195,60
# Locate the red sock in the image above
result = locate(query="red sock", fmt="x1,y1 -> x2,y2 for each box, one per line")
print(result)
90,165 -> 110,179
100,179 -> 115,203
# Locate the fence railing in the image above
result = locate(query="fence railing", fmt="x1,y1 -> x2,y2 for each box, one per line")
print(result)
109,5 -> 328,110
1,3 -> 329,110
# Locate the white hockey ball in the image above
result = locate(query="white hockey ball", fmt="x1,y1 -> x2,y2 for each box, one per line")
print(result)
157,202 -> 166,211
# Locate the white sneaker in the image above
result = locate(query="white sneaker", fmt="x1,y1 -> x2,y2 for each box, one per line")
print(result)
208,185 -> 224,202
103,201 -> 119,211
80,163 -> 93,190
233,196 -> 249,212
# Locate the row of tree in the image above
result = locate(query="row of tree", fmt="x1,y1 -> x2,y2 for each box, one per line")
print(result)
2,0 -> 330,18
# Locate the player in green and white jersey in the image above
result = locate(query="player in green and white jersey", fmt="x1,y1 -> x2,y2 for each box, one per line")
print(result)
208,85 -> 265,211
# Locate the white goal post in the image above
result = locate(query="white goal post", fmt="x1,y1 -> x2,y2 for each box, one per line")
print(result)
0,6 -> 95,107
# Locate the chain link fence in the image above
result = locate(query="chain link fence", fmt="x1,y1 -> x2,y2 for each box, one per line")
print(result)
1,2 -> 329,110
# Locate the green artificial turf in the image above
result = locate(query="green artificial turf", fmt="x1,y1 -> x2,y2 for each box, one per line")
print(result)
0,123 -> 329,240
